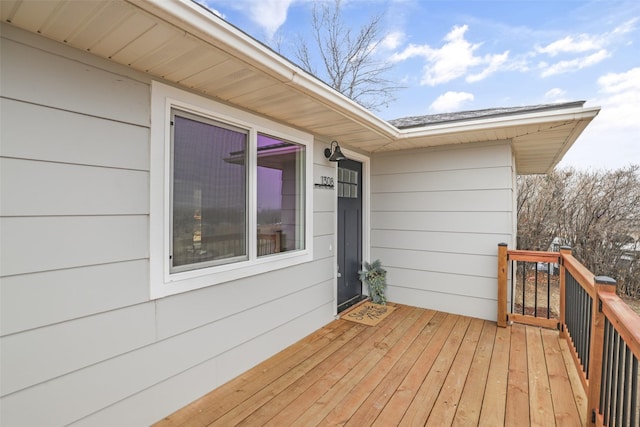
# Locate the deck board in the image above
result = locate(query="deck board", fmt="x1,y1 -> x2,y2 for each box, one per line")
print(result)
426,317 -> 484,426
154,304 -> 586,427
541,328 -> 582,426
505,323 -> 530,426
400,315 -> 473,425
372,311 -> 455,426
526,325 -> 556,426
478,324 -> 510,426
452,320 -> 495,426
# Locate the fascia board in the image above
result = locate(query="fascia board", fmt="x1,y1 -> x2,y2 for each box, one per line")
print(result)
397,106 -> 601,140
123,1 -> 600,148
287,72 -> 398,140
131,0 -> 397,141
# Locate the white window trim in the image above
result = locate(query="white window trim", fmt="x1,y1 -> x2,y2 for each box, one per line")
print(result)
150,81 -> 313,299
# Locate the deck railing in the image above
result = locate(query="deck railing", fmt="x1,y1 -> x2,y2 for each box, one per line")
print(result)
497,243 -> 640,426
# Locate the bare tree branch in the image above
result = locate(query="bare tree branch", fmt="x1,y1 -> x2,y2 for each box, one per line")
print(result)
287,0 -> 402,111
517,165 -> 640,298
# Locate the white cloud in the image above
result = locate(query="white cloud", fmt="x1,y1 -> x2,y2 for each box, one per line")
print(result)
593,68 -> 640,129
535,34 -> 602,56
560,67 -> 640,169
389,44 -> 431,62
537,18 -> 637,57
598,67 -> 640,95
429,91 -> 474,112
200,1 -> 225,18
390,25 -> 509,86
421,28 -> 482,85
609,17 -> 638,37
535,18 -> 637,78
544,88 -> 568,102
246,0 -> 295,39
467,51 -> 509,83
381,31 -> 405,50
540,49 -> 610,77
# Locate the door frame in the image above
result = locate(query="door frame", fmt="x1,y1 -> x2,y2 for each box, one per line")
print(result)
333,148 -> 370,316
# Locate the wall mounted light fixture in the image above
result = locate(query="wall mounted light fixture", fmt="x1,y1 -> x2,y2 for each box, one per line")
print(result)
324,140 -> 347,162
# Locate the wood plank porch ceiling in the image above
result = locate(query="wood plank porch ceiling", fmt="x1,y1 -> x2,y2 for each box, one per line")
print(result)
155,304 -> 586,426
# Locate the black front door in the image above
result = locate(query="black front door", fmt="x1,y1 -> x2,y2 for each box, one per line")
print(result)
337,159 -> 364,312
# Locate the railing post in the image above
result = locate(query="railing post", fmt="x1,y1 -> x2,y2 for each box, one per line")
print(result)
497,243 -> 508,328
587,275 -> 617,426
559,246 -> 571,335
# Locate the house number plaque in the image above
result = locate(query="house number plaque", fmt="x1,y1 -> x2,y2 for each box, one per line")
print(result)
315,176 -> 335,189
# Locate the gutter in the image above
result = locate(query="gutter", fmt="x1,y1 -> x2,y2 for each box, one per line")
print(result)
131,0 -> 398,141
131,0 -> 600,152
397,106 -> 601,139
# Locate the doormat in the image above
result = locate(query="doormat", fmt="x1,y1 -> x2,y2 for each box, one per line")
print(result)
342,302 -> 396,326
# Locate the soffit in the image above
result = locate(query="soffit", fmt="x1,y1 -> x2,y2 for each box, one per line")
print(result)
1,0 -> 598,173
380,112 -> 598,173
0,0 -> 392,146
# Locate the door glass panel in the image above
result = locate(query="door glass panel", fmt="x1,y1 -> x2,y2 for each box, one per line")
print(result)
338,167 -> 359,199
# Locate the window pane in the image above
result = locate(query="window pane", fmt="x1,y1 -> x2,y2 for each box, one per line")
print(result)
171,110 -> 248,271
338,167 -> 358,199
257,134 -> 305,256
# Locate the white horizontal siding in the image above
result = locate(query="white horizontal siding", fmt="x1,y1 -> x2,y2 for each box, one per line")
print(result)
155,257 -> 333,340
314,185 -> 336,213
371,166 -> 512,193
371,189 -> 512,212
372,229 -> 511,255
313,234 -> 334,260
372,211 -> 512,234
0,98 -> 149,170
375,247 -> 496,278
0,37 -> 149,126
312,141 -> 337,212
67,302 -> 334,427
0,260 -> 149,336
0,216 -> 148,276
0,281 -> 333,427
371,141 -> 512,173
388,286 -> 497,322
314,211 -> 335,236
385,267 -> 498,300
1,303 -> 156,396
0,158 -> 149,216
371,142 -> 514,321
1,25 -> 336,427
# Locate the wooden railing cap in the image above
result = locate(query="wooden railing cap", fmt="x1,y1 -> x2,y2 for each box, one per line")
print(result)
498,242 -> 508,247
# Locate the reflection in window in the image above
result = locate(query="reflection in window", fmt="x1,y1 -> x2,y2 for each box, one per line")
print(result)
257,134 -> 305,256
171,110 -> 248,272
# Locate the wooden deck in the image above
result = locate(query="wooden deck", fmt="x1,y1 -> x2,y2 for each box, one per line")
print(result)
154,304 -> 586,426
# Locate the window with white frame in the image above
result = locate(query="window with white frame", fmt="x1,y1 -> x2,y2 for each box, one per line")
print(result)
170,109 -> 249,272
150,82 -> 313,298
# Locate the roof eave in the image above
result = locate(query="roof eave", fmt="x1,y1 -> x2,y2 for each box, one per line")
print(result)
396,105 -> 601,140
3,0 -> 600,174
131,0 -> 399,141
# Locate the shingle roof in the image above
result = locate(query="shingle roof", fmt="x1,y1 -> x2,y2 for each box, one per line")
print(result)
389,101 -> 587,129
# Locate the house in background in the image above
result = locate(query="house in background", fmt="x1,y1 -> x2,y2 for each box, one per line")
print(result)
0,0 -> 599,425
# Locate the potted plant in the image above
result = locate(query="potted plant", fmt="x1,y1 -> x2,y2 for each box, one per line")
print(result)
358,259 -> 387,305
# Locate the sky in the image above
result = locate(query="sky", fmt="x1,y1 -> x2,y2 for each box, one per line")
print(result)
202,0 -> 639,170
